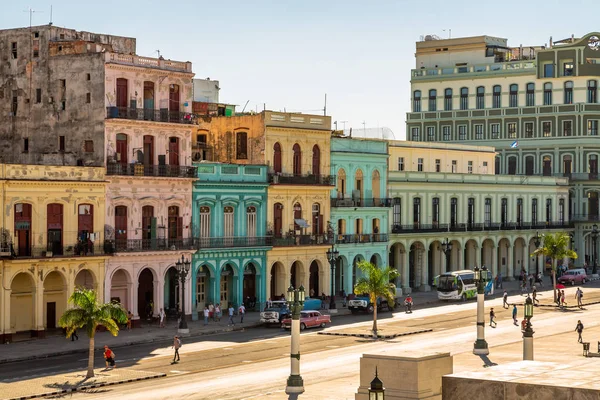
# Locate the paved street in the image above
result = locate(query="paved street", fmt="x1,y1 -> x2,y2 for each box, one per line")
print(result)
3,280 -> 599,399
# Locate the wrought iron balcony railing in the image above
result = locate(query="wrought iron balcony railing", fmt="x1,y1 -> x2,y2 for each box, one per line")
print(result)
391,221 -> 573,234
106,163 -> 197,178
106,107 -> 195,124
269,173 -> 335,186
335,234 -> 388,244
111,238 -> 197,253
330,198 -> 392,208
7,243 -> 111,258
271,234 -> 333,247
197,236 -> 273,249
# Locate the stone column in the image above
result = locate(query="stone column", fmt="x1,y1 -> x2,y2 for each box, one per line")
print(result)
476,244 -> 482,268
523,243 -> 529,274
507,244 -> 514,280
402,249 -> 410,293
420,248 -> 430,291
1,289 -> 12,343
457,245 -> 464,270
153,279 -> 161,317
34,285 -> 45,338
492,245 -> 498,277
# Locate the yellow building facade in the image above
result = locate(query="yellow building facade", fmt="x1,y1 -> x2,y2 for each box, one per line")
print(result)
0,165 -> 107,342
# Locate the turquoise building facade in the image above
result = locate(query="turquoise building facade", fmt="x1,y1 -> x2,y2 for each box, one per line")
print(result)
191,163 -> 271,319
330,137 -> 391,294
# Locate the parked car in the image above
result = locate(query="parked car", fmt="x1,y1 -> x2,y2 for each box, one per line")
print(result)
348,295 -> 391,314
281,310 -> 331,330
260,301 -> 290,325
558,268 -> 588,285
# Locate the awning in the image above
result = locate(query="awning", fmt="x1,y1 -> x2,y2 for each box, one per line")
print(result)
295,219 -> 310,228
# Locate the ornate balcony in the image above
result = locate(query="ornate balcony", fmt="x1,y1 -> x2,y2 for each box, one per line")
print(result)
571,214 -> 600,223
391,221 -> 573,234
272,234 -> 333,247
330,198 -> 392,208
111,238 -> 197,253
269,173 -> 335,186
197,236 -> 273,249
335,234 -> 388,244
106,163 -> 197,178
7,243 -> 112,258
106,107 -> 195,125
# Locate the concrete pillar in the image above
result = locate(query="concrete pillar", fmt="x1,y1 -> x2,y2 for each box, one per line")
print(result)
402,249 -> 410,292
523,243 -> 529,275
476,244 -> 482,268
420,248 -> 430,291
492,245 -> 498,277
1,288 -> 12,343
34,285 -> 44,337
153,279 -> 161,317
457,244 -> 464,269
507,244 -> 514,280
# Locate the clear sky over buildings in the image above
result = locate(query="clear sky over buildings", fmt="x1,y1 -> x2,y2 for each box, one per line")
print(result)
2,0 -> 600,139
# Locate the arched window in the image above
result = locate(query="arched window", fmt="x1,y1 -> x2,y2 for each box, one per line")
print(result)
246,206 -> 257,237
476,86 -> 485,109
542,155 -> 552,176
236,131 -> 248,159
168,136 -> 179,166
372,169 -> 381,200
355,169 -> 364,199
114,205 -> 128,250
509,84 -> 518,107
564,81 -> 574,104
337,168 -> 346,198
460,87 -> 469,110
544,82 -> 553,105
293,203 -> 302,231
199,206 -> 211,238
428,89 -> 437,111
413,90 -> 421,112
292,144 -> 301,176
526,83 -> 535,106
223,206 -> 235,239
492,85 -> 501,108
273,142 -> 282,173
312,144 -> 320,176
444,88 -> 452,111
312,203 -> 322,235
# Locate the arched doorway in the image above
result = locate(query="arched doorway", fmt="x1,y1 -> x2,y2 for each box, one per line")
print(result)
164,266 -> 179,315
243,263 -> 257,307
270,262 -> 285,300
309,261 -> 319,297
43,271 -> 66,331
273,142 -> 282,174
220,264 -> 235,306
370,254 -> 379,267
10,273 -> 35,333
75,269 -> 95,290
196,265 -> 211,312
138,268 -> 154,320
290,260 -> 304,288
293,144 -> 302,176
110,269 -> 131,311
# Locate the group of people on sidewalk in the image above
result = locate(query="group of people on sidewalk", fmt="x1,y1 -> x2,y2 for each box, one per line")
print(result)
203,303 -> 245,326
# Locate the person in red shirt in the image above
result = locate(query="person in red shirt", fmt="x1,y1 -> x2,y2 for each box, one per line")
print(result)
104,345 -> 116,369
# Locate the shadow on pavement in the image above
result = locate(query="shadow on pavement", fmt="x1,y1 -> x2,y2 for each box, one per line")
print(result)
479,354 -> 498,368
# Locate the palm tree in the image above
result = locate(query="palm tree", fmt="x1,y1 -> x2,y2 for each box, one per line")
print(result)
353,261 -> 398,338
531,232 -> 578,302
59,288 -> 127,378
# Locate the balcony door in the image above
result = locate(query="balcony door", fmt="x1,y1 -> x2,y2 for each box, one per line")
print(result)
542,156 -> 552,176
169,137 -> 179,166
293,144 -> 301,176
78,204 -> 93,253
590,155 -> 598,179
143,135 -> 154,167
589,192 -> 599,220
14,203 -> 32,256
273,142 -> 282,174
143,81 -> 155,120
116,133 -> 128,166
115,206 -> 128,249
116,78 -> 128,115
169,84 -> 180,121
274,203 -> 283,237
168,206 -> 182,241
312,145 -> 320,176
312,203 -> 322,235
47,203 -> 63,255
142,206 -> 156,249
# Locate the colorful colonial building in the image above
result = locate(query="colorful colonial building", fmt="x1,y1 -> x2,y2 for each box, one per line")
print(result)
330,136 -> 391,295
0,165 -> 107,343
191,163 -> 270,317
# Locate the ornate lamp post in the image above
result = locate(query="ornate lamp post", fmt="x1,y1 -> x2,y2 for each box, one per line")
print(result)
326,244 -> 340,311
441,238 -> 452,271
368,367 -> 385,400
533,231 -> 541,276
473,266 -> 489,355
592,225 -> 598,275
285,284 -> 306,395
522,295 -> 534,360
176,255 -> 191,334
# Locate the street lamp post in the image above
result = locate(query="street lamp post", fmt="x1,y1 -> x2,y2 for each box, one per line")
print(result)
592,225 -> 598,275
326,244 -> 340,311
285,284 -> 306,395
176,255 -> 191,334
522,295 -> 534,360
368,367 -> 385,400
473,266 -> 489,355
533,231 -> 541,276
441,238 -> 452,272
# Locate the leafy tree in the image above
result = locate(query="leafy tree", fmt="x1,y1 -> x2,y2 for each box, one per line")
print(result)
59,288 -> 127,378
353,261 -> 398,338
531,232 -> 578,302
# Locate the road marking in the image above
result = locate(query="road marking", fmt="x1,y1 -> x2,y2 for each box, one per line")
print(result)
326,345 -> 340,348
242,360 -> 252,363
223,347 -> 234,350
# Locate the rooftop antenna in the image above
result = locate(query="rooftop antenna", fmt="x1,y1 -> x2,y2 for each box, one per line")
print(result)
24,6 -> 43,28
362,121 -> 367,136
443,29 -> 451,39
49,5 -> 52,25
323,93 -> 327,116
156,50 -> 161,58
339,120 -> 348,132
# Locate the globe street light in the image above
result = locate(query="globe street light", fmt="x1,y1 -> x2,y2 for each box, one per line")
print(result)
592,225 -> 598,275
533,231 -> 541,276
473,266 -> 489,355
326,244 -> 340,311
285,284 -> 306,395
175,255 -> 191,334
441,238 -> 452,272
522,295 -> 534,361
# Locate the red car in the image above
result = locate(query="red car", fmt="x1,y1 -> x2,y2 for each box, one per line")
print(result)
281,310 -> 331,330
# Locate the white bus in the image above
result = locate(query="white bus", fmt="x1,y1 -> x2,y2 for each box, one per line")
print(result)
437,270 -> 477,301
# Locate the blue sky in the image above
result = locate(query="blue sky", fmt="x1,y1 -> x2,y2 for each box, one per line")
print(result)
2,0 -> 599,139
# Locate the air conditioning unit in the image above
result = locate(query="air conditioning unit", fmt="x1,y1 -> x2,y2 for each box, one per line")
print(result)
192,151 -> 202,162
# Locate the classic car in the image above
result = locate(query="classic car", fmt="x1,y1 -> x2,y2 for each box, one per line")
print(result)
281,310 -> 331,330
260,301 -> 290,325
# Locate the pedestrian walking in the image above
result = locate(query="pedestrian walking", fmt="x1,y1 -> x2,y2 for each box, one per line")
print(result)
127,310 -> 133,330
228,304 -> 235,326
103,345 -> 116,368
521,278 -> 528,294
503,290 -> 509,309
71,329 -> 79,341
159,308 -> 166,328
532,286 -> 539,305
535,272 -> 544,287
489,308 -> 497,328
404,295 -> 413,313
512,304 -> 518,326
215,304 -> 221,322
575,320 -> 584,343
496,272 -> 503,289
576,287 -> 584,309
238,303 -> 246,323
172,335 -> 181,363
203,306 -> 209,326
528,274 -> 534,288
209,303 -> 215,321
561,290 -> 567,309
